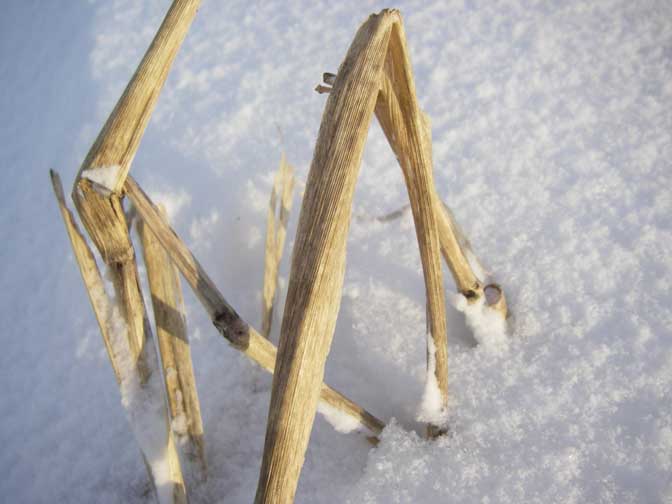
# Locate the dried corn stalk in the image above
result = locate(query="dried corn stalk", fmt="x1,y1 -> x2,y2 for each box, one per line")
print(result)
261,155 -> 295,338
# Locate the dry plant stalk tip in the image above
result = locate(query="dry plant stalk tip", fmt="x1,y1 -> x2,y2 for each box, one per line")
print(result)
50,170 -> 122,383
73,0 -> 201,195
438,203 -> 509,317
73,0 -> 201,294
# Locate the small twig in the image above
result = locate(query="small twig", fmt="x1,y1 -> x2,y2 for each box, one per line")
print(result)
314,84 -> 332,94
323,72 -> 336,85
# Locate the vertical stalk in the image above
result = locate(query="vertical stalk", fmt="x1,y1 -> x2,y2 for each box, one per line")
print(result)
261,155 -> 295,338
254,11 -> 397,504
139,213 -> 207,482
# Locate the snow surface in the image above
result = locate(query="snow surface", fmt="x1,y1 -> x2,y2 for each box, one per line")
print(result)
2,0 -> 672,502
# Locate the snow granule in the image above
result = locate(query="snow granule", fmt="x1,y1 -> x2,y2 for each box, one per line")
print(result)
416,337 -> 448,426
81,165 -> 122,192
453,293 -> 509,355
317,400 -> 363,434
171,413 -> 188,437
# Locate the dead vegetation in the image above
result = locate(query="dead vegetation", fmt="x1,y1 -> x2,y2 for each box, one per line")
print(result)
51,2 -> 507,502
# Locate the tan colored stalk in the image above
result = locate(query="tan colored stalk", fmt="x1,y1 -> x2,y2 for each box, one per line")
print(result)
438,202 -> 509,317
74,0 -> 201,196
71,0 -> 201,338
254,10 -> 429,503
373,19 -> 451,438
50,170 -> 121,383
261,155 -> 295,338
138,213 -> 207,482
52,171 -> 187,503
375,76 -> 478,292
66,2 -> 200,499
72,0 -> 200,367
124,176 -> 384,437
71,198 -> 187,501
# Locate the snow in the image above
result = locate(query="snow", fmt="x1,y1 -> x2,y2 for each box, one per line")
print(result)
317,401 -> 362,435
2,0 -> 672,502
96,274 -> 179,504
453,293 -> 508,355
171,411 -> 188,438
416,337 -> 448,426
81,165 -> 123,193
